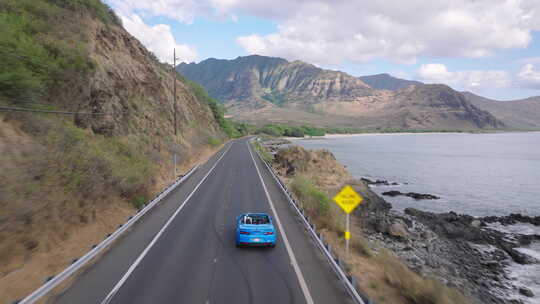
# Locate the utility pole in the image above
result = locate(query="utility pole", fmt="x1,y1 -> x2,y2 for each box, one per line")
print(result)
173,48 -> 177,136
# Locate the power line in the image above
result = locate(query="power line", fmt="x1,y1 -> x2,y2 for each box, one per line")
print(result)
0,105 -> 173,116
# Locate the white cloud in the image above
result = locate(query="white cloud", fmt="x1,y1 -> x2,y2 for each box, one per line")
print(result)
108,0 -> 200,24
120,14 -> 197,64
234,0 -> 540,65
517,63 -> 540,89
417,64 -> 509,91
107,0 -> 239,24
107,0 -> 540,66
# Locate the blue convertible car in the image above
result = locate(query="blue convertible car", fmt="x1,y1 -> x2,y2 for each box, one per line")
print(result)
235,213 -> 276,247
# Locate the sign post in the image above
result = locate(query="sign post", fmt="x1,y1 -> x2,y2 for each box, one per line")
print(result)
333,185 -> 363,259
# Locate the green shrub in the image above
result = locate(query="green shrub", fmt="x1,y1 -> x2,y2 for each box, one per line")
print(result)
44,121 -> 154,201
261,90 -> 287,106
283,126 -> 305,137
251,141 -> 273,163
0,0 -> 95,105
232,122 -> 253,137
256,124 -> 284,137
207,137 -> 221,146
290,176 -> 330,215
185,80 -> 240,138
132,195 -> 148,209
51,0 -> 122,25
253,124 -> 328,137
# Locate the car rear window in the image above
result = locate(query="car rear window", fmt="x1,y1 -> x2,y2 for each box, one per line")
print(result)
241,214 -> 270,225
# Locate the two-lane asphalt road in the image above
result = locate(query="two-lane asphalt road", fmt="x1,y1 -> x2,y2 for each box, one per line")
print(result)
54,138 -> 353,304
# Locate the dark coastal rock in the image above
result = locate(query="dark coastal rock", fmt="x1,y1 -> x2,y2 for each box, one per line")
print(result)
404,208 -> 538,265
482,213 -> 540,226
382,190 -> 440,200
364,209 -> 515,303
519,287 -> 534,297
361,178 -> 399,186
518,234 -> 540,245
382,190 -> 402,197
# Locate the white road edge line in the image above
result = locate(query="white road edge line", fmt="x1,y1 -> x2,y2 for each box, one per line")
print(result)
247,141 -> 315,304
100,143 -> 233,304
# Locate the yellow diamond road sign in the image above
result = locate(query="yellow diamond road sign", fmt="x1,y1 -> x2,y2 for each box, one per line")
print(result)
333,185 -> 363,214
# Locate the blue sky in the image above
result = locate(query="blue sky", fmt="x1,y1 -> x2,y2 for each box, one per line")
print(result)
107,0 -> 540,100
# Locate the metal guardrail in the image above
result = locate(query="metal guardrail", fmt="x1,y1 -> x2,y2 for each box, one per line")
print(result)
251,140 -> 373,304
17,165 -> 200,304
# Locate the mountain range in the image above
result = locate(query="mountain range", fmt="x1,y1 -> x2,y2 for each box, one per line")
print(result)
462,92 -> 540,129
358,73 -> 423,91
178,55 -> 540,130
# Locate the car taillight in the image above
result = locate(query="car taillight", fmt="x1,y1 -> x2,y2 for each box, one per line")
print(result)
264,232 -> 274,235
239,231 -> 250,235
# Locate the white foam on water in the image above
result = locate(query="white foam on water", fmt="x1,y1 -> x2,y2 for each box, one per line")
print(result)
516,247 -> 540,261
469,243 -> 498,254
486,222 -> 540,236
507,242 -> 540,304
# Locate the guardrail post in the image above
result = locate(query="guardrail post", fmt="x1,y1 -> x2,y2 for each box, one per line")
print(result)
350,275 -> 358,289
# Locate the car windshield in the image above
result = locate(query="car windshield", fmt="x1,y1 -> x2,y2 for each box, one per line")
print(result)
241,214 -> 270,225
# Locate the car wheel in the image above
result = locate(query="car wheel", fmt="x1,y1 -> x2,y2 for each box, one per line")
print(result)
269,243 -> 276,248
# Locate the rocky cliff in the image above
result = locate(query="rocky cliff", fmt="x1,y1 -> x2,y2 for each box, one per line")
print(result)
178,55 -> 373,108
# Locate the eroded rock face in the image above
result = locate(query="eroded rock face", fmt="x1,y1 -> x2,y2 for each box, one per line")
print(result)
177,55 -> 373,106
273,145 -> 352,188
73,20 -> 221,139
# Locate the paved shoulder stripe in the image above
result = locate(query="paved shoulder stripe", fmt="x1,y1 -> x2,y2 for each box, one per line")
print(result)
247,141 -> 315,304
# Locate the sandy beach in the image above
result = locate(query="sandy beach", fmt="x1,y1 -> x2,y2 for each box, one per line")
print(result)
284,130 -> 540,140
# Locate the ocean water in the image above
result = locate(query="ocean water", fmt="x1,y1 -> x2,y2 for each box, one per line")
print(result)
293,132 -> 540,303
293,132 -> 540,217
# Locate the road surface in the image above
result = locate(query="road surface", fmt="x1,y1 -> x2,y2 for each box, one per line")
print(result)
54,138 -> 353,304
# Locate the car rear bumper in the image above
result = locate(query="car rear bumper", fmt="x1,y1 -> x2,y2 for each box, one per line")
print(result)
236,235 -> 276,246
